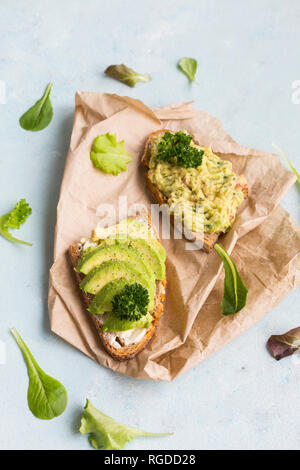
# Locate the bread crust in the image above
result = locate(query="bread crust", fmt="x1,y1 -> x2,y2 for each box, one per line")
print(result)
68,214 -> 166,361
141,129 -> 248,252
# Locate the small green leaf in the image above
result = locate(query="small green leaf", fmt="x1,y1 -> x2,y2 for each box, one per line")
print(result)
214,243 -> 248,315
0,199 -> 32,246
178,57 -> 197,82
105,64 -> 151,88
19,83 -> 53,131
271,142 -> 300,183
11,328 -> 67,420
90,133 -> 132,175
79,399 -> 172,450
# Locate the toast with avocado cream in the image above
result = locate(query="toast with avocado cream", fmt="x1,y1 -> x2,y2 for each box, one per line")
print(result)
69,212 -> 166,361
142,130 -> 248,252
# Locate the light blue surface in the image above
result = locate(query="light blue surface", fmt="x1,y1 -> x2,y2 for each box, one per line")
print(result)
0,0 -> 299,450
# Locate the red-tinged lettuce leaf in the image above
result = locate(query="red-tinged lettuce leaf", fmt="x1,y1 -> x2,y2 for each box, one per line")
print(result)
267,327 -> 300,361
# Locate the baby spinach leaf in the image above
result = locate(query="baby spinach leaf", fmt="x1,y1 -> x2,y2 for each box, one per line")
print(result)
11,328 -> 67,420
105,64 -> 151,87
178,57 -> 197,82
80,399 -> 172,450
271,142 -> 300,183
19,83 -> 53,131
90,133 -> 132,175
214,243 -> 248,315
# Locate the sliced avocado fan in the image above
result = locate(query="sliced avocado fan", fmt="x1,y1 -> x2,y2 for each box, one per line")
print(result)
81,236 -> 165,281
80,260 -> 155,310
77,243 -> 154,283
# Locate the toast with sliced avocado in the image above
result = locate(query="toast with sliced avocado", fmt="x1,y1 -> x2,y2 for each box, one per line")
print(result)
141,130 -> 248,252
69,212 -> 166,361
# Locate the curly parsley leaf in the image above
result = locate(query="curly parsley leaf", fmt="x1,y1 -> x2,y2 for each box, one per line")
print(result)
80,399 -> 172,450
90,133 -> 132,176
156,131 -> 203,168
214,243 -> 248,315
178,57 -> 197,82
112,282 -> 149,321
271,142 -> 300,183
0,199 -> 32,246
105,64 -> 151,88
19,83 -> 53,131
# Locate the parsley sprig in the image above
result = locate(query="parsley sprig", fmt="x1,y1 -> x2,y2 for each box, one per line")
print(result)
0,199 -> 32,246
112,283 -> 149,321
156,131 -> 204,168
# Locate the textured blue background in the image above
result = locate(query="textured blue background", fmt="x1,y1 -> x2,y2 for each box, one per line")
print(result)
0,0 -> 300,450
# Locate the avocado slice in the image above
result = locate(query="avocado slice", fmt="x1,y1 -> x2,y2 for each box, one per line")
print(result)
92,219 -> 166,263
88,278 -> 133,315
77,243 -> 155,285
80,261 -> 155,309
93,236 -> 165,281
102,311 -> 153,332
120,219 -> 166,262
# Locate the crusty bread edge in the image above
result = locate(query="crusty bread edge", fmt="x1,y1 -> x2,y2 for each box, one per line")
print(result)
68,215 -> 167,362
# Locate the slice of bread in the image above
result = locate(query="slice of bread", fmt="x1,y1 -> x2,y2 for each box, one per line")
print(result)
141,130 -> 248,252
68,212 -> 166,361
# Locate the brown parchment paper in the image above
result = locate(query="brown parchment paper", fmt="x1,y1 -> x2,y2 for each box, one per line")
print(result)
48,93 -> 300,381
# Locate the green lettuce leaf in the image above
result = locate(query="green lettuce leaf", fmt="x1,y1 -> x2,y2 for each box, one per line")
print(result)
105,64 -> 151,88
79,399 -> 172,450
19,83 -> 53,132
271,142 -> 300,183
90,133 -> 132,176
178,57 -> 197,82
0,199 -> 32,246
214,243 -> 248,315
11,328 -> 67,419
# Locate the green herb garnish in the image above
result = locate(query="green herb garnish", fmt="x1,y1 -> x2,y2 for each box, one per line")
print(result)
0,199 -> 32,246
11,328 -> 68,420
112,282 -> 149,321
19,83 -> 53,131
80,399 -> 172,450
105,64 -> 151,88
214,243 -> 248,315
156,131 -> 203,168
178,57 -> 197,82
90,133 -> 132,175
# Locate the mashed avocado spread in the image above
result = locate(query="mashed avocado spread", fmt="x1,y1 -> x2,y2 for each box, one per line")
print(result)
148,131 -> 246,233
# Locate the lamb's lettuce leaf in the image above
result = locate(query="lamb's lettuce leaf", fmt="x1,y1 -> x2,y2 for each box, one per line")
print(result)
90,133 -> 132,175
11,328 -> 67,419
79,399 -> 172,450
214,243 -> 248,315
19,83 -> 53,131
105,64 -> 151,88
178,57 -> 197,82
267,327 -> 300,361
